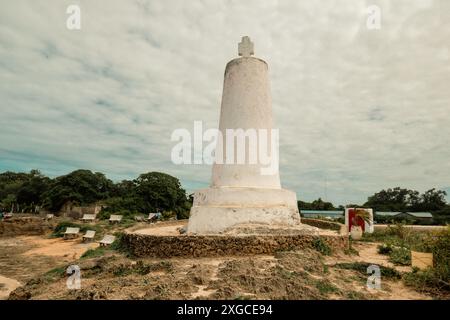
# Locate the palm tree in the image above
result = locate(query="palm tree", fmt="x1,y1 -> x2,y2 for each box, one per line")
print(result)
351,208 -> 371,226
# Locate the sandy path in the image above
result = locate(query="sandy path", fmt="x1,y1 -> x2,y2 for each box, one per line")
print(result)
325,242 -> 411,273
324,242 -> 431,300
353,242 -> 412,273
0,275 -> 21,300
19,236 -> 99,261
0,235 -> 99,299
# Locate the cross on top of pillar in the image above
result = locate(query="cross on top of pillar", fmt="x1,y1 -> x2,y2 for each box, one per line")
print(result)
238,36 -> 254,57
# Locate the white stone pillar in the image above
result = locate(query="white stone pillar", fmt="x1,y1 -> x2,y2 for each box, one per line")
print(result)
211,56 -> 281,189
187,36 -> 300,234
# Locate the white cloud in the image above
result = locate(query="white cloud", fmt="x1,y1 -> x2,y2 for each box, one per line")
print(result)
0,0 -> 449,205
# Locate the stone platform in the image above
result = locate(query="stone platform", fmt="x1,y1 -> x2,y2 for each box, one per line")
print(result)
187,187 -> 300,234
122,219 -> 348,258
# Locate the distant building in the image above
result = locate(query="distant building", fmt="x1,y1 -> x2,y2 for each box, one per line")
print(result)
60,201 -> 104,219
375,211 -> 433,223
300,210 -> 344,218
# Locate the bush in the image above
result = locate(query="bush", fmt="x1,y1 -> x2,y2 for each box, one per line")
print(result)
389,247 -> 411,265
109,232 -> 126,252
404,227 -> 450,297
377,243 -> 393,255
403,268 -> 450,297
430,227 -> 450,278
385,223 -> 409,239
312,238 -> 332,256
160,210 -> 176,221
176,209 -> 190,220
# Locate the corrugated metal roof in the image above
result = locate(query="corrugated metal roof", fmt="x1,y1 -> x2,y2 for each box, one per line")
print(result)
376,212 -> 402,216
376,211 -> 432,218
403,212 -> 433,218
301,210 -> 343,215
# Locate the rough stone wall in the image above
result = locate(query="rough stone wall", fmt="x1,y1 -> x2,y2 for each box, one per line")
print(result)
122,233 -> 348,258
301,218 -> 343,232
0,217 -> 53,237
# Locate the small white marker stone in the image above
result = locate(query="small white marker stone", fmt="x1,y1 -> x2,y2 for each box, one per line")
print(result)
238,36 -> 254,57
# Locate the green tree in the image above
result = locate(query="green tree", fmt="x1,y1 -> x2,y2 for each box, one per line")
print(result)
0,171 -> 31,203
416,188 -> 447,211
364,187 -> 416,211
0,170 -> 49,211
297,198 -> 336,210
0,194 -> 16,212
112,179 -> 136,198
134,172 -> 191,218
16,170 -> 51,209
42,169 -> 114,211
364,187 -> 447,212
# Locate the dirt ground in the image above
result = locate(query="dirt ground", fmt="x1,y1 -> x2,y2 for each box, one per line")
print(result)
0,231 -> 434,300
0,275 -> 21,300
0,235 -> 98,299
325,242 -> 413,273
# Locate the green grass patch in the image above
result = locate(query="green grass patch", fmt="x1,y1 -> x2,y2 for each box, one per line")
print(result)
334,262 -> 401,279
80,247 -> 107,259
314,279 -> 340,295
389,247 -> 411,265
42,266 -> 66,282
311,238 -> 332,256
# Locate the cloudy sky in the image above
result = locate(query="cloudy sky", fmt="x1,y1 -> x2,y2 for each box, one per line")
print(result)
1,0 -> 449,205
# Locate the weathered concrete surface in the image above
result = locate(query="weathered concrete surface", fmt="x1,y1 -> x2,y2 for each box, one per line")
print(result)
188,39 -> 300,234
189,187 -> 300,234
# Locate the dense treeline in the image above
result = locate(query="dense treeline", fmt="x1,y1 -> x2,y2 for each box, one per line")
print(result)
364,187 -> 448,212
297,187 -> 450,224
297,198 -> 337,211
298,187 -> 448,213
1,169 -> 449,222
0,169 -> 191,219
